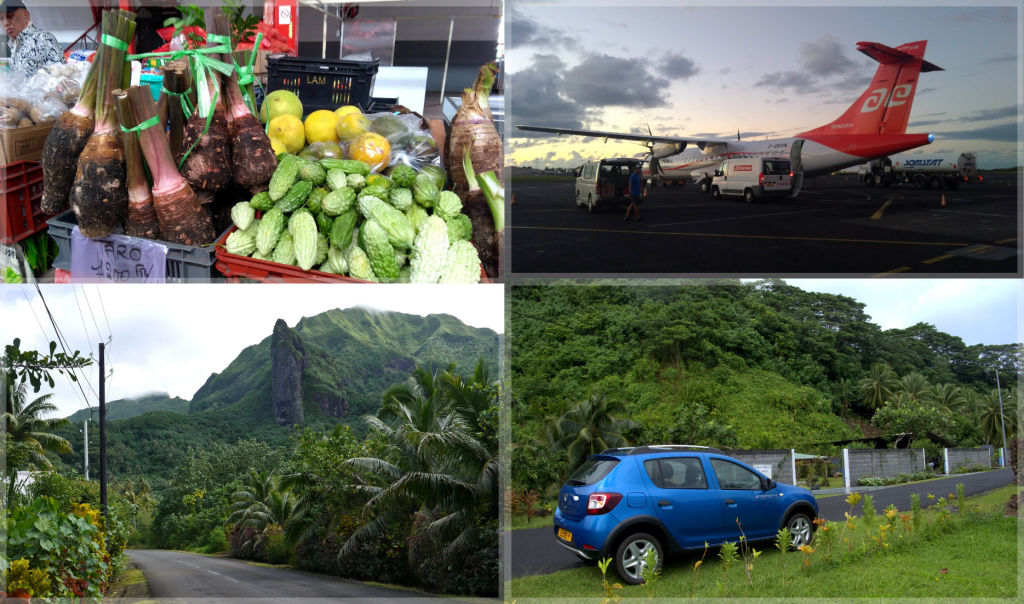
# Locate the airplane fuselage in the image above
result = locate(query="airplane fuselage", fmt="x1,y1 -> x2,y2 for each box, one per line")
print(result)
647,133 -> 934,182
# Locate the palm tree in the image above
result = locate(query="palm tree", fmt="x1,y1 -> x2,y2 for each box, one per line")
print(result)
978,388 -> 1018,446
858,363 -> 897,411
895,373 -> 934,404
930,383 -> 965,414
2,380 -> 72,468
228,470 -> 305,551
553,392 -> 636,470
119,477 -> 156,530
341,358 -> 500,558
885,392 -> 915,409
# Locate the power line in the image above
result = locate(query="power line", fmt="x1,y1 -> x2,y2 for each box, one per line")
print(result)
81,285 -> 105,347
82,285 -> 114,399
69,285 -> 102,399
20,285 -> 89,411
32,284 -> 94,410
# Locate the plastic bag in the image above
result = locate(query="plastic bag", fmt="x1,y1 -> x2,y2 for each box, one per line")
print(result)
351,111 -> 443,174
29,97 -> 68,125
300,140 -> 347,160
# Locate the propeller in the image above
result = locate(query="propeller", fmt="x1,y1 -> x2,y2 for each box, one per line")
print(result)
737,128 -> 741,142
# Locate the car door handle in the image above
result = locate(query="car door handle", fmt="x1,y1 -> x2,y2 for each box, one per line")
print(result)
724,499 -> 736,505
658,500 -> 671,507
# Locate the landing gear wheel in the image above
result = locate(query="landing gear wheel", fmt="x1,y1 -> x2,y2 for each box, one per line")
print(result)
786,512 -> 814,549
615,532 -> 663,585
711,186 -> 721,200
744,188 -> 755,203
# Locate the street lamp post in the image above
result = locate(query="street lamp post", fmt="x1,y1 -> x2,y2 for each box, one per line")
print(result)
995,367 -> 1007,467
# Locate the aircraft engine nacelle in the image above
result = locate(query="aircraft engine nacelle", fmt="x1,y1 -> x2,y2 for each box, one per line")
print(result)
699,142 -> 739,155
652,142 -> 686,159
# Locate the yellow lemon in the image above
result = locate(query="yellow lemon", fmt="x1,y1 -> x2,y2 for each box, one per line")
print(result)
304,109 -> 341,144
348,132 -> 391,172
267,114 -> 305,154
258,90 -> 303,124
336,112 -> 371,142
334,105 -> 362,118
269,138 -> 288,155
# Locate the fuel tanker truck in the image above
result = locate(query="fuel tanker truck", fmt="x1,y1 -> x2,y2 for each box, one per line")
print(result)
859,152 -> 980,189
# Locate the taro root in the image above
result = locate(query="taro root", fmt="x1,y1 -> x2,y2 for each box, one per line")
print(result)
445,88 -> 503,193
69,10 -> 135,238
40,11 -> 111,214
177,9 -> 232,193
113,90 -> 159,239
461,146 -> 504,280
128,86 -> 214,246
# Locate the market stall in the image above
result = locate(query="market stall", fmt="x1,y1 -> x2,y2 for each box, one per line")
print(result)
1,0 -> 503,284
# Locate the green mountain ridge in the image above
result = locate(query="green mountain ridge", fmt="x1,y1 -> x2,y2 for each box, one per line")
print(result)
64,392 -> 189,423
54,307 -> 500,489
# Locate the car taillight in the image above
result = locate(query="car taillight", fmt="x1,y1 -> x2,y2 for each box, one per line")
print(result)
759,173 -> 765,184
789,172 -> 794,177
587,493 -> 622,515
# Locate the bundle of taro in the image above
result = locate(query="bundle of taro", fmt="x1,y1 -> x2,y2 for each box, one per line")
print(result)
445,62 -> 504,279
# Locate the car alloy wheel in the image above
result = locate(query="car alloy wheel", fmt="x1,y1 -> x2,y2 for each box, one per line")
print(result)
615,533 -> 662,585
787,513 -> 813,548
588,195 -> 596,213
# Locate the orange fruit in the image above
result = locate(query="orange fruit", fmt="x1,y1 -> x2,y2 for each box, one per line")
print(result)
347,132 -> 391,172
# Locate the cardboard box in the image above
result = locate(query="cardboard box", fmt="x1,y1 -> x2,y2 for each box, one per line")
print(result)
1,123 -> 53,164
254,50 -> 270,75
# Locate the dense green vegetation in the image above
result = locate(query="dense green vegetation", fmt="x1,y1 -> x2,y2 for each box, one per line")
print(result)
64,393 -> 190,424
511,281 -> 1020,493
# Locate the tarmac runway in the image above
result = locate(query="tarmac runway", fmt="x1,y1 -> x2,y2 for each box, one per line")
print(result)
508,173 -> 1020,276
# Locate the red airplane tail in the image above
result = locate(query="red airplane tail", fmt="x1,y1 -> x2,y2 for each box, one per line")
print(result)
800,40 -> 943,137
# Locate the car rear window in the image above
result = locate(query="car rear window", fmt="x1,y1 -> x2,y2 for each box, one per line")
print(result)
644,458 -> 709,489
567,459 -> 619,486
763,160 -> 791,175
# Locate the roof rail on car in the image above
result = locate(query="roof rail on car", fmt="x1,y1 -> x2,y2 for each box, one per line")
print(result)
627,445 -> 727,456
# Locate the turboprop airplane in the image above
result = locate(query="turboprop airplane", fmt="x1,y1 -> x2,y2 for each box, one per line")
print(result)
516,40 -> 942,196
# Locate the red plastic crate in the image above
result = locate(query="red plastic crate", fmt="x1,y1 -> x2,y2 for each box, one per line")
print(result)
2,161 -> 54,244
214,226 -> 371,283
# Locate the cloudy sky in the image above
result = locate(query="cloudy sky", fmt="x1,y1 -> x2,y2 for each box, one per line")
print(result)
509,3 -> 1022,169
784,279 -> 1021,346
1,285 -> 504,419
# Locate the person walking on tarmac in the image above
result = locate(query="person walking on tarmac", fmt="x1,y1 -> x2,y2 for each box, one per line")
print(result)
625,164 -> 645,221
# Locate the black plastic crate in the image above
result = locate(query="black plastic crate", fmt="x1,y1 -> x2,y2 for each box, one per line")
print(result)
363,96 -> 399,113
267,55 -> 379,115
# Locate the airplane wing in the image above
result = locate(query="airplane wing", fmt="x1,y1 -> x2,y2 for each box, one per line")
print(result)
515,125 -> 731,146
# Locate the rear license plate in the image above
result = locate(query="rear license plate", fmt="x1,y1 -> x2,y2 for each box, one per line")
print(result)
557,528 -> 572,542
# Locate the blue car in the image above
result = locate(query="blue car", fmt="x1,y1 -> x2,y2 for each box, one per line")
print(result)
553,445 -> 819,584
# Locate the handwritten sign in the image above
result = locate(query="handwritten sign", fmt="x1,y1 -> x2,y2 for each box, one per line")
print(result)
753,464 -> 773,480
71,227 -> 167,283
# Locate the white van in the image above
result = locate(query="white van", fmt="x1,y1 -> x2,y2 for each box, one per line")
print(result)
711,157 -> 793,202
575,158 -> 642,212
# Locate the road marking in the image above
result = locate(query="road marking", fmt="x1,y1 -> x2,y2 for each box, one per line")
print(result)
964,245 -> 992,254
652,209 -> 827,228
921,254 -> 955,264
873,267 -> 911,277
995,237 -> 1017,244
508,225 -> 971,247
934,210 -> 1017,218
870,199 -> 893,220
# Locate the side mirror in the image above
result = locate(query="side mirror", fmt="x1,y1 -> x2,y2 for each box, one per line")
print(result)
765,478 -> 776,490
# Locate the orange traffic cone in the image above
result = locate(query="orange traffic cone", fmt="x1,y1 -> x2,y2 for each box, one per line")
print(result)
941,194 -> 946,207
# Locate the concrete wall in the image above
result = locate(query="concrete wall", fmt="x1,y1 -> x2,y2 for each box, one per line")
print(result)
846,449 -> 926,483
724,449 -> 796,485
945,448 -> 993,473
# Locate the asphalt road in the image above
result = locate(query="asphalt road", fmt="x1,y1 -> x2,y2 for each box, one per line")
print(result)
509,173 -> 1020,276
509,467 -> 1015,579
129,549 -> 438,602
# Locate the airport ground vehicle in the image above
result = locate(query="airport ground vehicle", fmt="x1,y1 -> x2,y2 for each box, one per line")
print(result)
858,157 -> 899,187
858,152 -> 979,189
711,157 -> 793,202
553,445 -> 819,584
575,158 -> 643,212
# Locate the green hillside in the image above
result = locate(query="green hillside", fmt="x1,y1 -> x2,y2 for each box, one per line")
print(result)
53,308 -> 500,491
64,392 -> 189,423
510,281 -> 1018,493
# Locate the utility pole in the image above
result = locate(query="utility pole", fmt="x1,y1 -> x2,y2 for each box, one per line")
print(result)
995,367 -> 1007,467
99,342 -> 107,517
83,419 -> 89,480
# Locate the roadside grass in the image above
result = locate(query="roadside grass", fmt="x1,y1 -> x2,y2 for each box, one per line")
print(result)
512,499 -> 558,530
510,485 -> 1018,599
